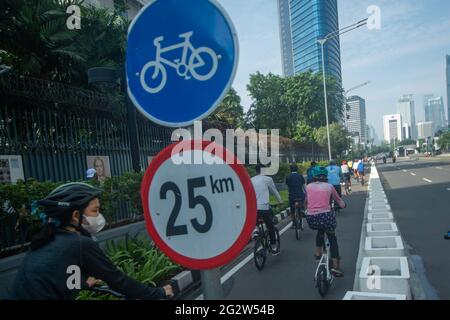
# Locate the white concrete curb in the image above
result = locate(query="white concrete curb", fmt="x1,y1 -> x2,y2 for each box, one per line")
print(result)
351,164 -> 412,299
343,291 -> 407,300
366,222 -> 399,237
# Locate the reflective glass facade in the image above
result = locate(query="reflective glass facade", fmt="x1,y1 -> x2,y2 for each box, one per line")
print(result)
278,0 -> 342,81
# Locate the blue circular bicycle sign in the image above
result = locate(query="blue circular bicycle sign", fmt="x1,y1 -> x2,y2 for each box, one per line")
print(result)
126,0 -> 239,127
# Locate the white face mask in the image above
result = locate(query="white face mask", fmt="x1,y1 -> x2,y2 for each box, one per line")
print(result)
82,214 -> 106,234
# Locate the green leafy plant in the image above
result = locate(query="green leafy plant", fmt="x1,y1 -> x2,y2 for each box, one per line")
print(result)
76,235 -> 181,300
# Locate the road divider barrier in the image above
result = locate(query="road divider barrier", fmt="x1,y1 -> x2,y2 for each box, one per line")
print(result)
368,212 -> 394,223
366,222 -> 399,237
347,163 -> 412,300
343,291 -> 407,300
364,236 -> 405,257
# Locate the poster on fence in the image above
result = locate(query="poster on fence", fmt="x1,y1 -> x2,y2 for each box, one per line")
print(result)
0,155 -> 24,184
86,156 -> 111,183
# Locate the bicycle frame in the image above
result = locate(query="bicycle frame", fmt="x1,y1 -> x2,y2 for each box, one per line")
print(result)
153,32 -> 196,73
314,235 -> 333,282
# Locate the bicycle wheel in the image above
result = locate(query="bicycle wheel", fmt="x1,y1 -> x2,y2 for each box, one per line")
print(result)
316,265 -> 329,297
253,237 -> 266,271
189,47 -> 218,81
274,228 -> 281,252
294,210 -> 301,240
140,61 -> 167,94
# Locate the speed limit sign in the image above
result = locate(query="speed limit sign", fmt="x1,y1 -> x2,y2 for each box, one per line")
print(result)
141,140 -> 257,270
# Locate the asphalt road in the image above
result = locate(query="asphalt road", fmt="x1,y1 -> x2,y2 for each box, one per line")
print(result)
376,158 -> 450,299
187,180 -> 367,300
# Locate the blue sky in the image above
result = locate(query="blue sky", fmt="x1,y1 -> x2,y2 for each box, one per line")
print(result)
218,0 -> 450,141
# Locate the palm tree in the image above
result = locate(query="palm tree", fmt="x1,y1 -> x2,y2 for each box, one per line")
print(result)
0,0 -> 129,86
0,0 -> 85,82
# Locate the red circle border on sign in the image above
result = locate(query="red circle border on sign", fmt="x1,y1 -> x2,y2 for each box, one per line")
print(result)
141,140 -> 257,270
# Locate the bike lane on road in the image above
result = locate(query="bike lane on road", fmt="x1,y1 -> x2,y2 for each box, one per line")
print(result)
214,182 -> 367,300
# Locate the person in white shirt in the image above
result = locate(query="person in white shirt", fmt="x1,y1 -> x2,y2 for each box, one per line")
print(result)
341,160 -> 351,191
251,165 -> 283,255
352,159 -> 360,179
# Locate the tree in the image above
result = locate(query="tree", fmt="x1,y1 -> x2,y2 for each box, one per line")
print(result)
283,71 -> 344,138
245,72 -> 289,134
0,0 -> 129,86
245,71 -> 344,139
207,88 -> 244,128
0,0 -> 84,82
398,139 -> 416,146
438,131 -> 450,152
313,122 -> 348,158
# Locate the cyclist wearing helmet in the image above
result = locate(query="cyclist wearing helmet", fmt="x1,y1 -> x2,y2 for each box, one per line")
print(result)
326,160 -> 343,197
285,163 -> 306,228
341,160 -> 351,191
305,167 -> 346,277
306,161 -> 317,184
8,183 -> 174,300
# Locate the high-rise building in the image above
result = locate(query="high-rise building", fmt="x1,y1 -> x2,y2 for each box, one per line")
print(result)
277,0 -> 294,76
84,0 -> 147,19
277,0 -> 342,81
346,96 -> 367,146
397,94 -> 416,139
367,125 -> 379,145
446,55 -> 450,127
383,114 -> 402,143
423,94 -> 434,121
425,96 -> 446,133
417,122 -> 433,140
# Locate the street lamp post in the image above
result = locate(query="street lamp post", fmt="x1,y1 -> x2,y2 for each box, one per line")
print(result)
317,18 -> 368,161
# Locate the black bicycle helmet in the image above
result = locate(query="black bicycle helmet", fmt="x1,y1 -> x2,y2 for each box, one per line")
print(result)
38,182 -> 102,218
290,163 -> 298,172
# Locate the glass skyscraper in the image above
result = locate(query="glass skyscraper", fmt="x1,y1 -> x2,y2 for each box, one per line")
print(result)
277,0 -> 342,82
397,94 -> 416,139
346,95 -> 367,145
446,55 -> 450,127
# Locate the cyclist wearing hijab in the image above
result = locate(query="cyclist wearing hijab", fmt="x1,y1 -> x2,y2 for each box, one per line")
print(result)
8,183 -> 174,300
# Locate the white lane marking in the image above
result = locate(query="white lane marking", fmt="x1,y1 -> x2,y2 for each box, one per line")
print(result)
195,221 -> 293,300
402,169 -> 407,173
423,178 -> 432,183
410,173 -> 416,176
447,188 -> 450,191
436,167 -> 442,170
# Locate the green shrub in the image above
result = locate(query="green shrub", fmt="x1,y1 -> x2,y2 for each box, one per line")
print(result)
76,235 -> 181,300
0,173 -> 146,253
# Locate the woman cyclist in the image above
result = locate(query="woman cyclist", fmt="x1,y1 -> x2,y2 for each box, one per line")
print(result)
8,182 -> 174,300
304,167 -> 346,277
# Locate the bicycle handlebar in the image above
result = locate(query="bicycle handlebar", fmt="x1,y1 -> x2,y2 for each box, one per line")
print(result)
90,285 -> 125,299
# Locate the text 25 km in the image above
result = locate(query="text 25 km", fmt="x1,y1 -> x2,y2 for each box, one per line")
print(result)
218,304 -> 275,315
160,176 -> 234,237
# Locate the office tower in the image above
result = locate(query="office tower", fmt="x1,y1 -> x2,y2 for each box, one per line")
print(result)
446,55 -> 450,127
397,94 -> 416,139
277,0 -> 342,81
383,114 -> 403,143
425,96 -> 446,133
346,96 -> 367,145
277,0 -> 295,76
417,122 -> 433,140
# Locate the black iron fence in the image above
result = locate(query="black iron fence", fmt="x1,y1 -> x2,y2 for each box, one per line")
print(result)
0,73 -> 173,182
0,72 -> 326,255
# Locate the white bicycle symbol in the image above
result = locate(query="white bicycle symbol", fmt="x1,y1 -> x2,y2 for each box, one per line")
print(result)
139,31 -> 221,94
